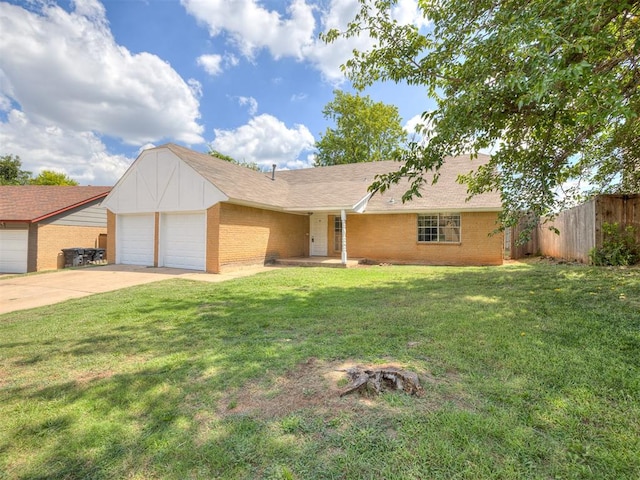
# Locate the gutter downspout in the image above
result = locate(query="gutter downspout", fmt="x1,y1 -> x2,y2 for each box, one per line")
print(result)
341,209 -> 347,265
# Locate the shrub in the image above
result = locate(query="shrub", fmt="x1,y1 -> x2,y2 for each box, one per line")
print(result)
589,222 -> 640,266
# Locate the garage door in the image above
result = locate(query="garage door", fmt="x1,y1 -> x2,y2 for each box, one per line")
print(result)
0,229 -> 28,273
117,214 -> 155,266
160,212 -> 206,270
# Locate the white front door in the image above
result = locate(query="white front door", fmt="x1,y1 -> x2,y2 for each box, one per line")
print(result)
160,212 -> 206,271
309,213 -> 328,256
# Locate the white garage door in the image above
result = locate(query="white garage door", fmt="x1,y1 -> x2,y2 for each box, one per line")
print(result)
160,212 -> 206,270
0,229 -> 28,273
117,214 -> 155,266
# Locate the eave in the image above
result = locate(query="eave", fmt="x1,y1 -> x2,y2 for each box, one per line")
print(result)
3,192 -> 110,224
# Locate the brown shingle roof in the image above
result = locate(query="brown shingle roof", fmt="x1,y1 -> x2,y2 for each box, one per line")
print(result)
165,143 -> 289,207
0,186 -> 111,222
158,144 -> 501,212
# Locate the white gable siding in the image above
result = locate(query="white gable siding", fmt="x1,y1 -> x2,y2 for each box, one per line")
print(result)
103,149 -> 228,214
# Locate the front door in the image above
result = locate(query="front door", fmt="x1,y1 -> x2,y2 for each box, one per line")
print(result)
309,213 -> 328,256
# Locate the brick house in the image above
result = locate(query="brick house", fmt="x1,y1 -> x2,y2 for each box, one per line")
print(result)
0,186 -> 111,273
102,143 -> 503,273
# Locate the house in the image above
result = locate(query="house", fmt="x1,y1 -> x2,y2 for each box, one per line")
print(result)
0,186 -> 111,273
102,143 -> 503,273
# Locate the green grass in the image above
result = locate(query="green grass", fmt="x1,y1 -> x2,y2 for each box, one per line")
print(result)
1,263 -> 639,479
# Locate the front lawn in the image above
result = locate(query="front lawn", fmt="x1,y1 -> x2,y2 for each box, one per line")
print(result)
1,263 -> 639,479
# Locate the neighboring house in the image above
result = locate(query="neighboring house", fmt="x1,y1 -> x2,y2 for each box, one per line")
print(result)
102,143 -> 503,273
0,186 -> 111,273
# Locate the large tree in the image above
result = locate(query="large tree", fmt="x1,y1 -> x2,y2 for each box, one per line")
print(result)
208,149 -> 261,172
314,90 -> 407,166
29,170 -> 78,186
0,154 -> 31,185
323,0 -> 640,228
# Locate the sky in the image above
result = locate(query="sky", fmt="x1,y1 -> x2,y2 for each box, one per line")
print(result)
0,0 -> 435,186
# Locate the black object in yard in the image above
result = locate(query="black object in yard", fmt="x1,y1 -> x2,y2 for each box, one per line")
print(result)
61,248 -> 85,267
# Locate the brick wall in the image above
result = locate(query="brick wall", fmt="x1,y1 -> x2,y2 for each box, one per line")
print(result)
106,210 -> 116,264
215,203 -> 309,272
206,204 -> 221,273
27,224 -> 38,272
334,212 -> 503,266
35,224 -> 107,271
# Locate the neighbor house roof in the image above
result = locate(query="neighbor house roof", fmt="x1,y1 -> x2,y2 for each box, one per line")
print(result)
0,186 -> 112,222
154,144 -> 501,213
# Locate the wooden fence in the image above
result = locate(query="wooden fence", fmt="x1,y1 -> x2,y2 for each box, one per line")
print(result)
511,194 -> 640,263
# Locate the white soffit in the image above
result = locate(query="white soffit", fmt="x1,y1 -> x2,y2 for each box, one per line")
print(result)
103,149 -> 228,214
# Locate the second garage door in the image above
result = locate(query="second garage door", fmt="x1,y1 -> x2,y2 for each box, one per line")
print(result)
160,212 -> 206,270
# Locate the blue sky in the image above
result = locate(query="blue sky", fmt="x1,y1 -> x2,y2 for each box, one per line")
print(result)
0,0 -> 434,185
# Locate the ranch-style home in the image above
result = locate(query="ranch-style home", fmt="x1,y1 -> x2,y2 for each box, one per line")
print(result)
102,143 -> 503,273
0,186 -> 111,273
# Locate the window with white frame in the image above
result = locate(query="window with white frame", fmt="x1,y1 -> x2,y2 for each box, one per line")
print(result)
417,214 -> 461,243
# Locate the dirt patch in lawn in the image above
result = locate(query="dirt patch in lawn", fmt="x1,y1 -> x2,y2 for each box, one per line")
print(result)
216,357 -> 469,420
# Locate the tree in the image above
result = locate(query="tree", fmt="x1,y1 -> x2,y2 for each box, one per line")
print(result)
208,149 -> 262,172
314,90 -> 407,166
323,0 -> 640,229
0,154 -> 31,185
29,170 -> 78,185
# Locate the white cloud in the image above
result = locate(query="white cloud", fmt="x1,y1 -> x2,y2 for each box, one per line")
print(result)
391,0 -> 430,28
188,78 -> 203,98
404,114 -> 424,134
305,0 -> 431,83
302,0 -> 371,83
211,114 -> 315,170
235,96 -> 259,116
0,1 -> 204,145
182,0 -> 316,60
182,0 -> 430,84
197,54 -> 224,76
0,109 -> 132,186
290,93 -> 308,102
404,113 -> 429,144
197,52 -> 240,76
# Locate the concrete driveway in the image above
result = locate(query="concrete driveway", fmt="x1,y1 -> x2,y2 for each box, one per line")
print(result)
0,264 -> 273,315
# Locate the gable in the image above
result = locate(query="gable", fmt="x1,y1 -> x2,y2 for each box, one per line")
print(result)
0,186 -> 111,222
102,148 -> 228,214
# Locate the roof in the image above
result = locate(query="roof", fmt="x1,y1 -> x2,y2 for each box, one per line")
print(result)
0,186 -> 112,222
153,144 -> 502,213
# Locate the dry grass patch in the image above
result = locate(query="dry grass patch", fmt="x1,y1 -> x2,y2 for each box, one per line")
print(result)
217,357 -> 465,421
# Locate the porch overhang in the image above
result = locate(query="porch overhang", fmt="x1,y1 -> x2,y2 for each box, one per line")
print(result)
283,193 -> 373,215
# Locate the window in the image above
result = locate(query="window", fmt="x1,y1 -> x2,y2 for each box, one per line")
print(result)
417,214 -> 461,243
334,216 -> 342,251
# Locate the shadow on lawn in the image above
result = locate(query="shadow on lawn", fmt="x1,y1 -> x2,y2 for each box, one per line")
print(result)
1,265 -> 639,479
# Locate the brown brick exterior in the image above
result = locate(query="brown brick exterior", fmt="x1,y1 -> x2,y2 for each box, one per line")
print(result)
330,212 -> 503,266
106,210 -> 116,264
27,224 -> 38,272
211,203 -> 309,273
34,224 -> 107,271
206,204 -> 221,273
108,205 -> 501,273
